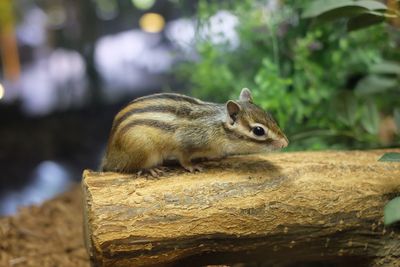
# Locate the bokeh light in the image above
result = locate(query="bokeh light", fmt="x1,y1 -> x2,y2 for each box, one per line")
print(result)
95,0 -> 119,20
0,161 -> 71,215
0,83 -> 5,100
139,13 -> 165,33
131,0 -> 155,10
46,4 -> 67,29
166,18 -> 196,51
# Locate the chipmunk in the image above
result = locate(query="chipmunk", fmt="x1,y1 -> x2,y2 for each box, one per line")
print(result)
101,88 -> 288,176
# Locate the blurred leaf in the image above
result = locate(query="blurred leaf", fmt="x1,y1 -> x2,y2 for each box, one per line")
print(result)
379,152 -> 400,162
370,61 -> 400,75
347,12 -> 385,31
302,0 -> 387,20
353,0 -> 388,10
394,109 -> 400,132
335,93 -> 358,126
384,197 -> 400,226
355,75 -> 397,95
361,101 -> 380,134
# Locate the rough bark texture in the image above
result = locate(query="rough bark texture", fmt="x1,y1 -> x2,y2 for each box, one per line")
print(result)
82,150 -> 400,267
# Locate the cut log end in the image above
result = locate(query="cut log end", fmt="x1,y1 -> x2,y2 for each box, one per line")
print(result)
82,150 -> 400,267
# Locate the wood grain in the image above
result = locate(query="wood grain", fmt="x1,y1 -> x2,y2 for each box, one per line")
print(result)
82,150 -> 400,266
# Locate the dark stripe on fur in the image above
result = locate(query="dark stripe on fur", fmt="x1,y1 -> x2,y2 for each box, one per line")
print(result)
132,93 -> 203,105
113,105 -> 192,131
118,119 -> 178,137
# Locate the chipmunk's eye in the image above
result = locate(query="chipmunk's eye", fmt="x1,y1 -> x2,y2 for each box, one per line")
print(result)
252,126 -> 265,136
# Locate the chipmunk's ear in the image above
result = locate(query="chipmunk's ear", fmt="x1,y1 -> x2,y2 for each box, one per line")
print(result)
226,100 -> 241,124
239,88 -> 253,103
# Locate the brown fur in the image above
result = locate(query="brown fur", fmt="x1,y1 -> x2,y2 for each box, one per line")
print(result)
102,90 -> 288,173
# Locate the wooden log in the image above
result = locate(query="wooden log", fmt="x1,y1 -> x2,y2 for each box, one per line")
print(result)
82,150 -> 400,267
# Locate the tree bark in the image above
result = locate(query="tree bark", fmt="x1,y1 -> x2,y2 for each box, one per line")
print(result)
82,149 -> 400,267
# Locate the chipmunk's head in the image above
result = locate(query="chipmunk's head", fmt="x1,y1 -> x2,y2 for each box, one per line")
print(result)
224,88 -> 288,153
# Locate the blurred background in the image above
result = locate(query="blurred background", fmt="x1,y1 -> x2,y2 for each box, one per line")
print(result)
0,0 -> 399,215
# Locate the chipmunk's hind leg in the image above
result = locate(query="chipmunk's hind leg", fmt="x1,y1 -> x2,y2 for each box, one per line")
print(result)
136,152 -> 169,177
137,166 -> 168,178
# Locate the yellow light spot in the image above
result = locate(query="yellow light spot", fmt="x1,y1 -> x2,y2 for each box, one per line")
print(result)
348,239 -> 353,247
0,83 -> 5,100
139,13 -> 165,33
338,249 -> 344,256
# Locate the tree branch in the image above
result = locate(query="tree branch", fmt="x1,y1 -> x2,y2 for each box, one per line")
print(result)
82,149 -> 400,267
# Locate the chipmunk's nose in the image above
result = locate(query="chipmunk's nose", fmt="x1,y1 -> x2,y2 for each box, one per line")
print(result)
278,137 -> 289,148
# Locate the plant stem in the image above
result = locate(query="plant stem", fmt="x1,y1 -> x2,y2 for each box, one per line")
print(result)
265,8 -> 280,75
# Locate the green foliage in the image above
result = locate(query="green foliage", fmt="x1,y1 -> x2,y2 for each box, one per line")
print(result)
302,0 -> 387,20
379,152 -> 400,162
302,0 -> 397,31
384,196 -> 400,226
395,108 -> 400,130
176,0 -> 400,150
